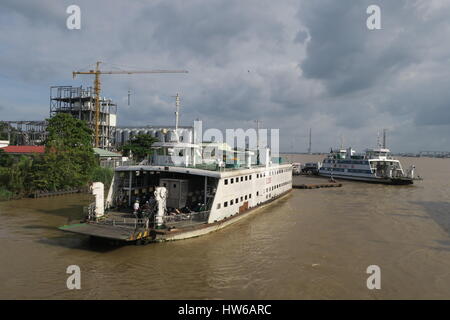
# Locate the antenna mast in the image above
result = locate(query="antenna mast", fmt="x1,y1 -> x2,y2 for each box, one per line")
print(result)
308,128 -> 312,154
174,93 -> 180,131
255,120 -> 261,165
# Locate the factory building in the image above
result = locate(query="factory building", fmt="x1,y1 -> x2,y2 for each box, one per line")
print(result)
115,126 -> 194,147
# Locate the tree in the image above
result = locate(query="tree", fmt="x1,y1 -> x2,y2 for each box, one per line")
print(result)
0,149 -> 12,167
121,134 -> 159,161
31,113 -> 97,191
0,122 -> 9,140
0,152 -> 33,197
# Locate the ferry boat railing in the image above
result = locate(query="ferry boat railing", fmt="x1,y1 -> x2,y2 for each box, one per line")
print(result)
162,210 -> 211,228
100,159 -> 137,168
83,202 -> 96,220
90,211 -> 211,229
90,216 -> 150,229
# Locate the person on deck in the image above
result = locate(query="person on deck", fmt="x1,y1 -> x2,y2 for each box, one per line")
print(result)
133,200 -> 140,218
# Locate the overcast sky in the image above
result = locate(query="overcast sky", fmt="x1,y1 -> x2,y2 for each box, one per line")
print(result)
1,0 -> 450,152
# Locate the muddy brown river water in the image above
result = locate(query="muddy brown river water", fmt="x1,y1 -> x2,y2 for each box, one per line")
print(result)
1,155 -> 450,299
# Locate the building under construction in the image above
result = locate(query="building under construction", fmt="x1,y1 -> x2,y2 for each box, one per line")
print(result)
50,86 -> 117,150
0,121 -> 48,146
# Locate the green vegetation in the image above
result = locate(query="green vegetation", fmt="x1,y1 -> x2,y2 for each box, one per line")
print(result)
120,134 -> 158,161
0,150 -> 34,198
0,114 -> 114,200
30,113 -> 97,191
0,122 -> 8,140
91,166 -> 114,190
0,188 -> 13,201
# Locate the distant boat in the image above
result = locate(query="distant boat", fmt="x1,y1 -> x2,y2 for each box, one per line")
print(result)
318,147 -> 415,185
292,162 -> 301,175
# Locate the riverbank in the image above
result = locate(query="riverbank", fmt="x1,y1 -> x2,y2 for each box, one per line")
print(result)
0,165 -> 113,202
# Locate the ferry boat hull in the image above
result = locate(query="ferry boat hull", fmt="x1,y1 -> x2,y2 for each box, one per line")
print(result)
153,189 -> 291,242
318,171 -> 413,185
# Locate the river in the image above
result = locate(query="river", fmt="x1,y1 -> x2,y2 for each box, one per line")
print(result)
1,155 -> 449,299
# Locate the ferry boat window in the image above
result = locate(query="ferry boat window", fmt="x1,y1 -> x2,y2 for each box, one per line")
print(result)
241,177 -> 243,182
249,194 -> 252,199
240,196 -> 243,201
236,198 -> 238,203
217,203 -> 221,209
230,200 -> 234,205
245,195 -> 248,199
245,176 -> 248,181
249,175 -> 252,180
225,179 -> 228,185
224,201 -> 228,207
231,178 -> 234,184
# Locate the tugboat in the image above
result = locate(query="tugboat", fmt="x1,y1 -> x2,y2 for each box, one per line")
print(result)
318,146 -> 416,185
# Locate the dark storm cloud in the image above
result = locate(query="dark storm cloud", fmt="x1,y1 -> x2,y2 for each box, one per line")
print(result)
119,0 -> 288,67
296,0 -> 450,147
298,0 -> 421,96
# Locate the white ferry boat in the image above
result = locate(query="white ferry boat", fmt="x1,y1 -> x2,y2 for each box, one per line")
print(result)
318,147 -> 415,185
60,129 -> 293,243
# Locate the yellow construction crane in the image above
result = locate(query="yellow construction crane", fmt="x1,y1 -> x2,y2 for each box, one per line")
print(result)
73,61 -> 188,147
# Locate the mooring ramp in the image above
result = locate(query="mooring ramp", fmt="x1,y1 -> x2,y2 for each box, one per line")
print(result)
59,223 -> 134,241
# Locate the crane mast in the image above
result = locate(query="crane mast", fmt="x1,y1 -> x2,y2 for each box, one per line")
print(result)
72,61 -> 188,147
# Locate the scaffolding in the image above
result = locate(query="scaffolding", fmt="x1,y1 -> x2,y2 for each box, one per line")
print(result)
0,121 -> 48,145
50,86 -> 117,150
